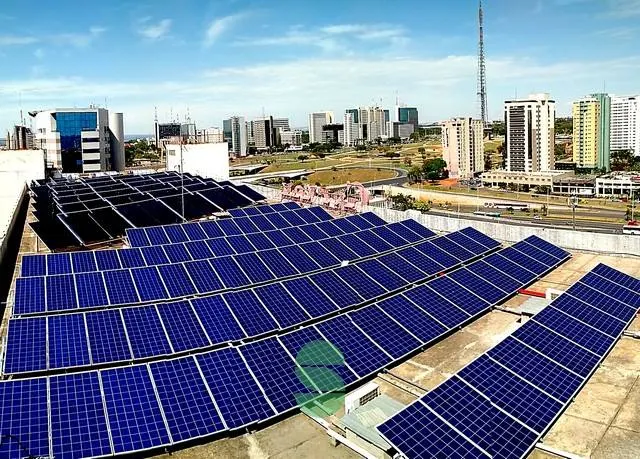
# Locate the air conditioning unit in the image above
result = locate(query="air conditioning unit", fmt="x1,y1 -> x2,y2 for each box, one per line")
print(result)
345,382 -> 380,414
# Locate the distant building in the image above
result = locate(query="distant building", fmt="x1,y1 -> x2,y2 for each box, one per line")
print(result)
309,112 -> 334,143
229,116 -> 247,157
5,125 -> 34,150
346,108 -> 359,124
252,117 -> 278,149
196,127 -> 224,144
595,172 -> 640,197
396,107 -> 419,130
504,93 -> 555,173
280,129 -> 303,146
442,117 -> 484,179
481,170 -> 566,189
155,121 -> 196,149
322,124 -> 344,144
223,118 -> 233,147
573,94 -> 611,171
31,107 -> 125,173
272,118 -> 290,132
387,122 -> 415,139
610,95 -> 640,157
343,113 -> 358,147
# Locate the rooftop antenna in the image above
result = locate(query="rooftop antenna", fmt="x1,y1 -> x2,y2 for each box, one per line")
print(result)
478,0 -> 488,127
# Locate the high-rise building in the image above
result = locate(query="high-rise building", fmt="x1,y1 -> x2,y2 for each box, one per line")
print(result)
196,127 -> 224,144
396,107 -> 419,130
6,125 -> 34,150
573,93 -> 611,171
388,122 -> 415,140
610,95 -> 640,157
31,107 -> 125,173
280,130 -> 303,146
343,113 -> 358,147
272,118 -> 290,132
441,117 -> 484,179
360,106 -> 387,140
252,117 -> 279,149
308,112 -> 334,143
322,124 -> 344,144
230,116 -> 247,157
504,93 -> 556,172
346,108 -> 359,124
223,118 -> 233,147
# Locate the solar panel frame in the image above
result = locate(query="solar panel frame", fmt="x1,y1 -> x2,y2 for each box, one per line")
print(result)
46,252 -> 72,275
122,305 -> 174,358
191,295 -> 247,345
118,248 -> 147,269
377,295 -> 448,343
254,283 -> 311,328
163,243 -> 193,263
308,270 -> 363,308
86,309 -> 132,364
70,251 -> 98,273
256,249 -> 300,278
209,256 -> 251,289
103,269 -> 140,306
95,249 -> 122,271
146,226 -> 171,245
20,254 -> 46,277
282,277 -> 339,318
131,267 -> 169,302
299,241 -> 341,268
336,233 -> 378,257
3,317 -> 47,374
223,290 -> 280,337
75,271 -> 110,309
46,274 -> 78,311
127,228 -> 151,247
13,276 -> 46,315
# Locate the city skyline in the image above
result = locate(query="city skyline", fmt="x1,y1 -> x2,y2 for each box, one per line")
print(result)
1,0 -> 640,133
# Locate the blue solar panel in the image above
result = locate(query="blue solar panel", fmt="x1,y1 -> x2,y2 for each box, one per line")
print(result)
223,290 -> 279,336
499,247 -> 548,275
13,277 -> 45,314
146,226 -> 170,245
262,211 -> 290,229
228,208 -> 247,217
360,212 -> 386,226
459,355 -> 562,433
127,228 -> 151,247
331,216 -> 361,233
217,218 -> 243,236
131,267 -> 169,302
378,295 -> 448,343
358,258 -> 407,291
48,314 -> 91,369
279,326 -> 359,388
355,229 -> 394,252
523,235 -> 570,261
282,201 -> 300,210
425,276 -> 491,316
282,277 -> 339,318
446,269 -> 507,306
377,252 -> 429,283
227,234 -> 257,254
533,307 -> 615,355
150,357 -> 225,442
579,272 -> 640,308
264,229 -> 294,247
207,237 -> 237,256
103,269 -> 139,305
300,241 -> 341,268
317,238 -> 360,261
299,223 -> 330,240
255,283 -> 311,328
551,294 -> 627,337
397,246 -> 446,278
413,240 -> 460,269
335,265 -> 387,299
248,214 -> 277,232
49,372 -> 112,459
512,321 -> 599,378
432,236 -> 476,261
347,214 -> 375,230
315,220 -> 345,237
157,300 -> 210,352
466,260 -> 524,293
488,337 -> 583,402
3,317 -> 47,374
281,226 -> 313,243
278,245 -> 321,272
201,220 -> 225,238
404,285 -> 470,328
336,233 -> 378,257
85,310 -> 131,364
386,221 -> 424,243
46,274 -> 78,311
183,221 -> 207,241
140,245 -> 170,265
95,249 -> 122,271
184,240 -> 214,260
350,306 -> 421,359
157,264 -> 197,298
163,243 -> 192,263
184,260 -> 224,294
458,227 -> 501,251
240,337 -> 320,412
122,306 -> 173,358
399,219 -> 437,239
235,252 -> 276,283
592,263 -> 640,292
257,249 -> 299,278
309,270 -> 363,308
511,241 -> 559,268
447,232 -> 489,256
245,232 -> 277,251
69,251 -> 97,273
316,315 -> 392,377
484,253 -> 537,284
234,216 -> 261,233
164,224 -> 190,243
191,295 -> 246,344
423,376 -> 538,459
308,206 -> 333,221
47,253 -> 72,275
76,272 -> 109,308
378,401 -> 488,459
567,283 -> 636,321
373,226 -> 410,247
197,348 -> 276,429
20,254 -> 46,277
293,207 -> 321,224
210,257 -> 251,289
0,378 -> 50,459
100,365 -> 171,453
119,248 -> 146,268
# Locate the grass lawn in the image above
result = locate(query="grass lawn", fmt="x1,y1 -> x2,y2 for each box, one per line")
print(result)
306,168 -> 396,186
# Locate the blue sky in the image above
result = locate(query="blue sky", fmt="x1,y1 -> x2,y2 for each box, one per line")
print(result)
1,0 -> 640,133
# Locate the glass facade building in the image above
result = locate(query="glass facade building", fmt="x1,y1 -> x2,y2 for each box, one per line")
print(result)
53,111 -> 99,172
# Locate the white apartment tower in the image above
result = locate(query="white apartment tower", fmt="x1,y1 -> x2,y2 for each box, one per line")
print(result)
610,95 -> 640,156
504,93 -> 556,172
343,113 -> 358,146
308,111 -> 334,143
441,118 -> 484,179
230,116 -> 247,157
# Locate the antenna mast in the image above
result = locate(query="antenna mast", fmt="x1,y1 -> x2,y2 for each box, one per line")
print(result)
478,0 -> 488,127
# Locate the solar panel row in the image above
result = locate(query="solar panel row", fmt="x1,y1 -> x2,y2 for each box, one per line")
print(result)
0,235 -> 571,459
377,263 -> 639,459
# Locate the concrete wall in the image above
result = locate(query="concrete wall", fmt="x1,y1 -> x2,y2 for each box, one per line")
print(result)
166,142 -> 230,181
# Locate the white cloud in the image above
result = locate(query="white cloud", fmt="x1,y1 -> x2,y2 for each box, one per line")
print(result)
0,35 -> 39,46
608,0 -> 640,16
204,13 -> 246,47
50,27 -> 106,48
138,18 -> 172,40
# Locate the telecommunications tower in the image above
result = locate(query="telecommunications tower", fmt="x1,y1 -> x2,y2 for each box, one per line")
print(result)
478,0 -> 488,127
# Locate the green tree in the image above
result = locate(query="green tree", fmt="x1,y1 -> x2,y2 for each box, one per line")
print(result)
390,193 -> 415,211
555,117 -> 573,135
407,166 -> 423,183
297,154 -> 309,162
612,149 -> 635,171
422,158 -> 448,182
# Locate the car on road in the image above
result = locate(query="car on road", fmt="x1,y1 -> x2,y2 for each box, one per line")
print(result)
533,215 -> 542,220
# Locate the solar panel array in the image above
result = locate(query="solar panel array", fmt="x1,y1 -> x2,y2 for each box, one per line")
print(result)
29,172 -> 265,248
0,230 -> 571,458
4,224 -> 509,374
377,263 -> 640,459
